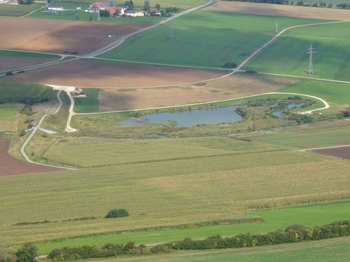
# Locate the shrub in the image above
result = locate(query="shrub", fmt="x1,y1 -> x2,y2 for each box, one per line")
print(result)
105,209 -> 129,218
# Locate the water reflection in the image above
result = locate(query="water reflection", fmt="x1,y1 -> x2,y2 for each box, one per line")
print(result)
271,103 -> 305,118
119,106 -> 244,127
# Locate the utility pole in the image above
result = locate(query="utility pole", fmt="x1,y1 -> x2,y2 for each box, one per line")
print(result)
97,8 -> 101,21
306,44 -> 315,74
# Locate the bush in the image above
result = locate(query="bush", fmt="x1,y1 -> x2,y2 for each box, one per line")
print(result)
105,209 -> 129,218
16,243 -> 37,262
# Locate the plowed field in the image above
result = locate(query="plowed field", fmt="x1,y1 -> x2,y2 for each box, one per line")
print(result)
313,146 -> 350,160
0,17 -> 147,55
205,2 -> 350,21
0,138 -> 60,176
1,60 -> 226,88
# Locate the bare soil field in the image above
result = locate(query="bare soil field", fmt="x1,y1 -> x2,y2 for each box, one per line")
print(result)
0,60 -> 226,88
205,1 -> 350,21
0,138 -> 60,176
99,73 -> 292,111
0,17 -> 147,55
313,146 -> 350,160
0,57 -> 57,73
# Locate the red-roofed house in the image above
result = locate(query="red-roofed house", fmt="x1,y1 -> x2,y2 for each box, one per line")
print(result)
90,2 -> 117,15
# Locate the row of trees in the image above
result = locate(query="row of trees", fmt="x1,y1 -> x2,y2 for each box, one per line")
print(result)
0,243 -> 37,262
47,220 -> 350,261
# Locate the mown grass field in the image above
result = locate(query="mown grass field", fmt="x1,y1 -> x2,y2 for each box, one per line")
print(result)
86,237 -> 350,262
2,137 -> 350,247
0,3 -> 41,16
73,88 -> 99,113
0,105 -> 17,119
245,22 -> 350,81
35,200 -> 350,254
101,11 -> 326,67
0,50 -> 60,59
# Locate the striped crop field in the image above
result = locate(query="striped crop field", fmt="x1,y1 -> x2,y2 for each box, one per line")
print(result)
1,137 -> 350,246
101,11 -> 326,67
43,137 -> 285,168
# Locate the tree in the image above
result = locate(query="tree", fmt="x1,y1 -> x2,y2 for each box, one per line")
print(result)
19,0 -> 34,4
105,209 -> 129,218
99,10 -> 110,17
143,0 -> 150,11
16,243 -> 37,262
155,3 -> 160,10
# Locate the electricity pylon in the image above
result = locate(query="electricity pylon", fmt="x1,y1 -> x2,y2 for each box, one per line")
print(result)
306,44 -> 315,74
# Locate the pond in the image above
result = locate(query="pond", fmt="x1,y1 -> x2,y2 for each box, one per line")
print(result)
119,106 -> 244,128
271,103 -> 305,118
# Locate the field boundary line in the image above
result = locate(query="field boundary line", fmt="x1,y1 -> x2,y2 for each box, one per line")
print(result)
299,144 -> 350,152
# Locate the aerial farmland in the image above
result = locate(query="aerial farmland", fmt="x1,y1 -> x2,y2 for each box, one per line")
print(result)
1,0 -> 350,261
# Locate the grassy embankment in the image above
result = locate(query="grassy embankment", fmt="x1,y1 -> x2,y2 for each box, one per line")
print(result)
1,135 -> 350,248
244,22 -> 350,81
100,11 -> 327,68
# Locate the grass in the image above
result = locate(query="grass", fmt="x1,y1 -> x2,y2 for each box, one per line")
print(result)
100,11 -> 326,67
0,50 -> 60,59
0,3 -> 41,16
35,200 -> 350,255
2,139 -> 350,247
84,237 -> 350,262
245,123 -> 350,149
0,82 -> 56,103
244,22 -> 350,81
0,105 -> 17,119
73,88 -> 99,113
277,79 -> 350,105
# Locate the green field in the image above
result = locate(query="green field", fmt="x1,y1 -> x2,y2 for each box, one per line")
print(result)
100,11 -> 326,67
0,105 -> 17,119
0,82 -> 56,103
246,123 -> 350,149
35,200 -> 350,254
0,3 -> 41,16
73,88 -> 99,113
0,50 -> 60,59
244,22 -> 350,81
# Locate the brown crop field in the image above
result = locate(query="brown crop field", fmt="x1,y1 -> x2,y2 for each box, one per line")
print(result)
205,1 -> 350,21
1,60 -> 227,88
313,146 -> 350,160
0,57 -> 56,72
0,138 -> 60,176
0,17 -> 147,55
98,74 -> 292,111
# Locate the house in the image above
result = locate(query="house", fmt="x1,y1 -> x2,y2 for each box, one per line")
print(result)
90,2 -> 117,16
149,8 -> 161,16
124,10 -> 136,17
7,0 -> 19,4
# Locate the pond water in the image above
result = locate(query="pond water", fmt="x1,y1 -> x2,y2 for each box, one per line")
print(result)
271,103 -> 305,118
119,106 -> 244,128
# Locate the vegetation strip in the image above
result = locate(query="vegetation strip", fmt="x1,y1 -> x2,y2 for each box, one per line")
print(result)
46,220 -> 350,260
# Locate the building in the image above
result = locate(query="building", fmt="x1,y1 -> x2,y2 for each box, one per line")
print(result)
90,2 -> 117,16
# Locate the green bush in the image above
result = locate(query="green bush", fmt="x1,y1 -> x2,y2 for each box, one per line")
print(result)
105,209 -> 129,219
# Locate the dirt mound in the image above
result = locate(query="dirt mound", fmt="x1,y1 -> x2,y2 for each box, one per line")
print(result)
0,138 -> 60,177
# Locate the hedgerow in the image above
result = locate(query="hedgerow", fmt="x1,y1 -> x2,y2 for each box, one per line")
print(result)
48,220 -> 350,261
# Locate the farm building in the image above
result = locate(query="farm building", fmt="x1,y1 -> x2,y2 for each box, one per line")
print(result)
90,2 -> 118,16
7,0 -> 19,4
